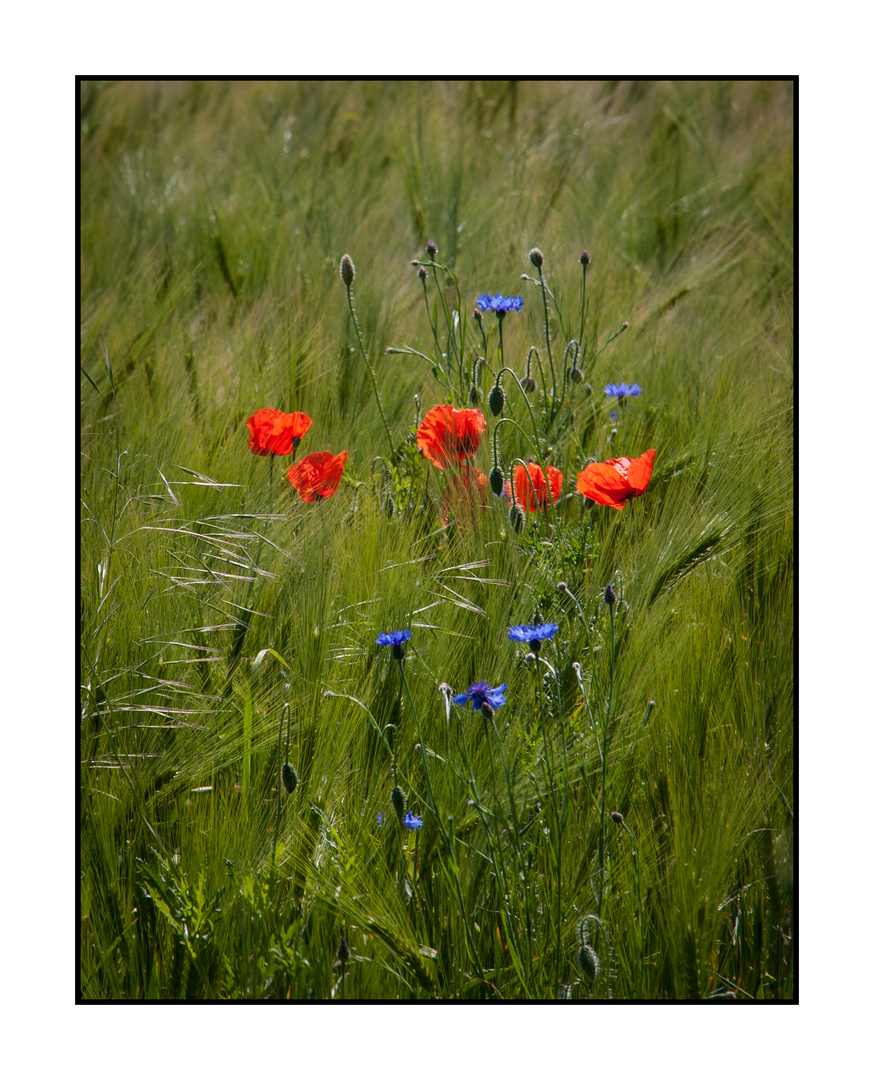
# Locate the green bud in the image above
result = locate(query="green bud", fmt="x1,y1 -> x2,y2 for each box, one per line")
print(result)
281,762 -> 298,794
489,464 -> 505,496
488,383 -> 505,416
509,503 -> 525,534
577,944 -> 599,983
390,785 -> 407,826
340,254 -> 355,286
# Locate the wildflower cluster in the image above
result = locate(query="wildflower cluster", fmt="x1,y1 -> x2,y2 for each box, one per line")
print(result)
247,406 -> 347,502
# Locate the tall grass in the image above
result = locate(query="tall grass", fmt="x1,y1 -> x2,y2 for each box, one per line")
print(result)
80,79 -> 794,1000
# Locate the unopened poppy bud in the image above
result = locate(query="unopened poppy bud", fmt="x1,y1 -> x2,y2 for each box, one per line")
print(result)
390,785 -> 407,825
520,376 -> 536,393
469,384 -> 481,406
340,254 -> 355,286
418,266 -> 428,281
570,367 -> 584,384
489,464 -> 505,496
281,762 -> 298,794
509,503 -> 525,533
337,938 -> 351,963
489,383 -> 505,416
604,584 -> 616,606
579,251 -> 591,265
610,810 -> 624,824
528,247 -> 544,268
426,239 -> 438,256
577,944 -> 599,982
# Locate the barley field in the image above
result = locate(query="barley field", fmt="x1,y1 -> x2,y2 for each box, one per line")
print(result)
79,79 -> 794,1000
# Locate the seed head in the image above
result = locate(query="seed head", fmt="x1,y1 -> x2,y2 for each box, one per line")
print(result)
340,254 -> 355,286
528,247 -> 544,268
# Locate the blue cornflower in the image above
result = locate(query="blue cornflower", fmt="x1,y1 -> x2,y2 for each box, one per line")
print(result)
604,382 -> 642,400
508,622 -> 559,653
376,811 -> 423,830
376,628 -> 411,660
476,293 -> 524,317
453,681 -> 507,715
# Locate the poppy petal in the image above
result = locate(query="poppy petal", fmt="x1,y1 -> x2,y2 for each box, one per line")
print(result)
576,449 -> 656,508
288,450 -> 347,502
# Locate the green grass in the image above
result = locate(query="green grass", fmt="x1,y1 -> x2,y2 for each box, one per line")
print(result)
80,79 -> 794,1000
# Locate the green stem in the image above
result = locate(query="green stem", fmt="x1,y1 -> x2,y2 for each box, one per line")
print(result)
345,282 -> 396,458
537,267 -> 557,400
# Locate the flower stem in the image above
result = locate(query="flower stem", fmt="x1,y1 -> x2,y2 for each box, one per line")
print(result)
345,282 -> 396,458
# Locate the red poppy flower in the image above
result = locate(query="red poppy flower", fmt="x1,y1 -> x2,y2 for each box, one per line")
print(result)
247,409 -> 312,457
287,451 -> 347,502
416,404 -> 487,470
506,462 -> 563,511
440,466 -> 490,529
576,448 -> 656,509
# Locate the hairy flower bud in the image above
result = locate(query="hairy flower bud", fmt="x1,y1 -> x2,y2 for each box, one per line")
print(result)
426,239 -> 438,256
579,250 -> 591,266
509,503 -> 525,534
390,785 -> 407,826
281,762 -> 298,794
577,944 -> 599,983
570,367 -> 584,384
489,464 -> 505,496
520,376 -> 536,393
468,384 -> 481,406
340,254 -> 355,286
528,247 -> 544,268
417,265 -> 428,281
489,383 -> 505,417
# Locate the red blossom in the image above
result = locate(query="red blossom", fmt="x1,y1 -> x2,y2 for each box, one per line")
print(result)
416,404 -> 487,470
506,462 -> 563,512
576,449 -> 656,509
440,467 -> 491,529
247,409 -> 312,457
287,450 -> 347,502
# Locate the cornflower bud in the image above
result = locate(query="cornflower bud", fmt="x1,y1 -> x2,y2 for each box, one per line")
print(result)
579,251 -> 591,265
610,810 -> 624,824
604,584 -> 616,606
418,266 -> 428,281
426,239 -> 438,256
